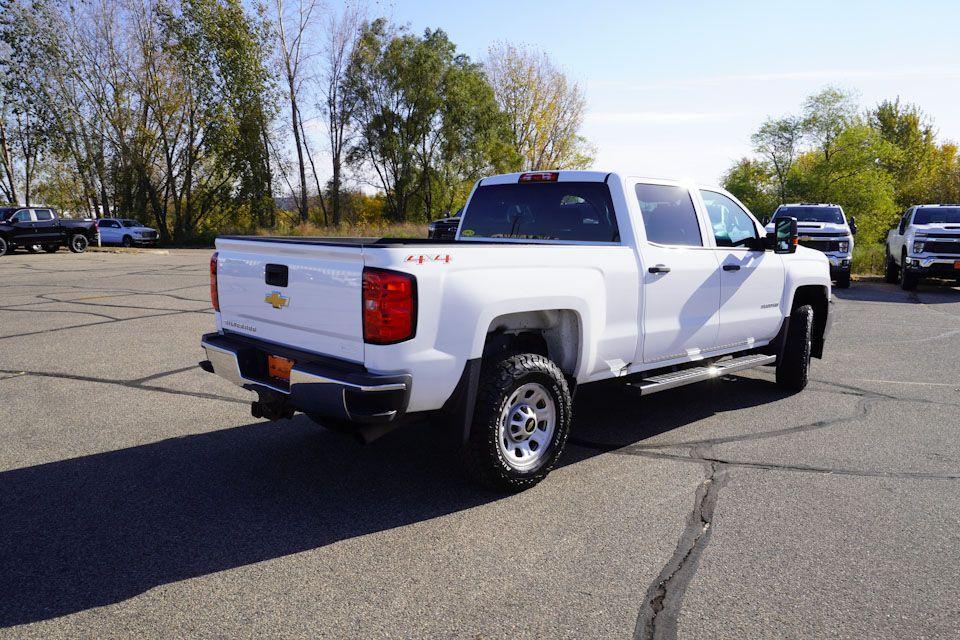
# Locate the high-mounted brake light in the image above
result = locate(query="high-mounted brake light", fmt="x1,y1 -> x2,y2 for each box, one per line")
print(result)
209,251 -> 220,312
363,267 -> 416,344
518,171 -> 559,183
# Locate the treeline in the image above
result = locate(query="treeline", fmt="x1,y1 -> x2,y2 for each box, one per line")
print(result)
723,87 -> 960,245
0,0 -> 591,241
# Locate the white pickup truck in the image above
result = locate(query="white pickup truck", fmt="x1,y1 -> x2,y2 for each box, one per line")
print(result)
201,171 -> 833,491
764,203 -> 856,288
885,204 -> 960,290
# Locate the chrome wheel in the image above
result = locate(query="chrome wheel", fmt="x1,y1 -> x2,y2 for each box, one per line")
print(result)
497,382 -> 556,472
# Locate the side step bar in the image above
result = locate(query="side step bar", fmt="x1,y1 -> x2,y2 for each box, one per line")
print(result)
627,354 -> 776,396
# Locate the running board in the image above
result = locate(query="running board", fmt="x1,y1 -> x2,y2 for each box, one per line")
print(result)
627,354 -> 776,396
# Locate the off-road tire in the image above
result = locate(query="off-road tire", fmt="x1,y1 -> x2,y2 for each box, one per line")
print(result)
461,353 -> 572,492
68,234 -> 88,253
884,247 -> 899,283
835,270 -> 851,289
776,304 -> 813,391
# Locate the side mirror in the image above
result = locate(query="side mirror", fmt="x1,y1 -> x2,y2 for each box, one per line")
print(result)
774,216 -> 798,254
849,216 -> 857,235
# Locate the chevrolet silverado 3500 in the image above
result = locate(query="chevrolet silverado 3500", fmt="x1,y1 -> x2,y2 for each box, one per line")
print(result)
765,203 -> 856,288
885,204 -> 960,290
200,171 -> 833,491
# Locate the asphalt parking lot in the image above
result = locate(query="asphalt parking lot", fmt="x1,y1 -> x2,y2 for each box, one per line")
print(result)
1,249 -> 958,639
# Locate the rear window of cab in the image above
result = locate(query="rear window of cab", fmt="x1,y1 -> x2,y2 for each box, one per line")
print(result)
459,182 -> 619,242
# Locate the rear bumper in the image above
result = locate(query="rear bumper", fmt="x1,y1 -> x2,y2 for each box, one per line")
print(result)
200,332 -> 410,424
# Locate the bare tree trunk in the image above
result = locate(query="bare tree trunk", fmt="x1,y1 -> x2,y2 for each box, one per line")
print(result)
298,111 -> 328,224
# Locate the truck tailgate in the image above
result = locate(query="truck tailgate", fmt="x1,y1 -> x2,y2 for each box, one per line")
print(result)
215,238 -> 364,363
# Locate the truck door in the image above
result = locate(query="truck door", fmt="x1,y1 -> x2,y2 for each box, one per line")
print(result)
32,209 -> 58,244
634,181 -> 721,364
9,209 -> 38,245
699,189 -> 785,348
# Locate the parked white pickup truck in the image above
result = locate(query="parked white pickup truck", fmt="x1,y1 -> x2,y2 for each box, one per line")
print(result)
764,203 -> 856,288
885,204 -> 960,290
201,171 -> 833,491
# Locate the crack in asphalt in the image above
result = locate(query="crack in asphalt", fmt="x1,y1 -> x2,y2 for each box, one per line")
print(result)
0,367 -> 246,405
0,309 -> 204,342
635,461 -> 727,640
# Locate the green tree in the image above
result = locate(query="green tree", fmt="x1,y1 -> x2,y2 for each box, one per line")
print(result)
750,116 -> 801,204
722,158 -> 778,220
347,20 -> 512,221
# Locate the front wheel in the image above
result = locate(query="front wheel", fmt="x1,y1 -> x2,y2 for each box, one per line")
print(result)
835,270 -> 851,289
776,304 -> 813,391
68,234 -> 89,253
461,353 -> 572,492
122,235 -> 133,248
884,247 -> 899,283
0,236 -> 7,256
900,253 -> 918,291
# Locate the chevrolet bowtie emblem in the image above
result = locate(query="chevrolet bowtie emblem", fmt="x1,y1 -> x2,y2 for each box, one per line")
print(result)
264,291 -> 290,310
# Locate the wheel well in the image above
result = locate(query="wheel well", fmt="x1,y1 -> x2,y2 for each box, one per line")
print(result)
482,310 -> 580,376
791,285 -> 828,359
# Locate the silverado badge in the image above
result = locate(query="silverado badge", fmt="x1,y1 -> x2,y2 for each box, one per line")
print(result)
265,291 -> 290,310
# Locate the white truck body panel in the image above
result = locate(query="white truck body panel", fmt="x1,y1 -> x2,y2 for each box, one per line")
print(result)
214,239 -> 366,363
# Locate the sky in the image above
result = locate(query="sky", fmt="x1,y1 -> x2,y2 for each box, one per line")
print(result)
369,0 -> 960,185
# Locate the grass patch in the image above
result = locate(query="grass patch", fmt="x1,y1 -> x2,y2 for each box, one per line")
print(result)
853,242 -> 886,275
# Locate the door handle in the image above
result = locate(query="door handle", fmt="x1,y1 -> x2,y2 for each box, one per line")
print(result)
723,264 -> 741,271
648,264 -> 671,274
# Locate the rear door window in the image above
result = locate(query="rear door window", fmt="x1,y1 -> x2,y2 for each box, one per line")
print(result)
459,182 -> 619,242
34,209 -> 53,221
635,184 -> 703,247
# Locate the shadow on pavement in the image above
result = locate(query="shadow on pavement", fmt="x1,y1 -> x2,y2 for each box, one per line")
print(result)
835,280 -> 960,304
1,374 -> 787,627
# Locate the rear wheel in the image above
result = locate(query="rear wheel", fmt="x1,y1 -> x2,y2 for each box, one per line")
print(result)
26,244 -> 41,253
461,353 -> 572,492
884,247 -> 899,283
776,304 -> 813,391
68,234 -> 89,253
0,236 -> 7,256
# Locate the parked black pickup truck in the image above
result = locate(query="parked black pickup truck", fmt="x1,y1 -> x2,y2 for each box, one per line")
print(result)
0,206 -> 99,255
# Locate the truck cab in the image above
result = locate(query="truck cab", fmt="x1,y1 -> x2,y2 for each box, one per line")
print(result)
765,203 -> 855,288
885,204 -> 960,290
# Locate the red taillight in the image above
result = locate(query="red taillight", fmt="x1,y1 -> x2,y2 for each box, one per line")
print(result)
210,252 -> 220,312
518,171 -> 559,183
362,267 -> 416,344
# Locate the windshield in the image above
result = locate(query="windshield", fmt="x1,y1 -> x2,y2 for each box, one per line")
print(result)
773,206 -> 844,224
0,208 -> 16,221
459,182 -> 619,242
913,207 -> 960,225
